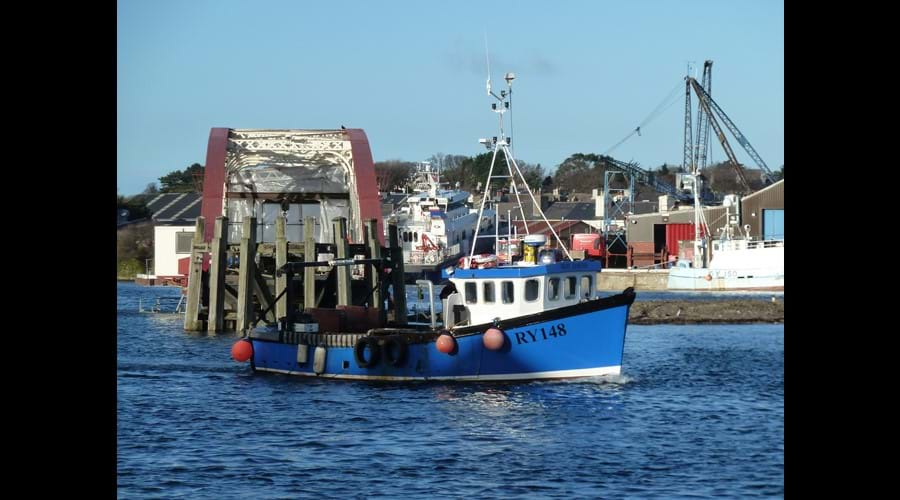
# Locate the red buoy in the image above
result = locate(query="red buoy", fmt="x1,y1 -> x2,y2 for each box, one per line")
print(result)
436,333 -> 456,354
232,339 -> 253,362
483,328 -> 505,351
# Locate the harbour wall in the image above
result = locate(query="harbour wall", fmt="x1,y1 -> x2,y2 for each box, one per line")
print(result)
597,269 -> 670,291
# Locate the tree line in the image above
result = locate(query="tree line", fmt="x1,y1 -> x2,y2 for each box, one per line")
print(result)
120,156 -> 784,221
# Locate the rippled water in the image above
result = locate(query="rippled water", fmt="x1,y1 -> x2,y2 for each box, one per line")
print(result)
117,283 -> 783,498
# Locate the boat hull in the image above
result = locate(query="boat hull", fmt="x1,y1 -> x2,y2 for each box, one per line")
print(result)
667,267 -> 784,291
249,289 -> 635,381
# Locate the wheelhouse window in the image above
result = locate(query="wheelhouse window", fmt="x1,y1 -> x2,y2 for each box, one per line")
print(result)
581,275 -> 593,298
483,282 -> 495,303
548,277 -> 561,301
465,282 -> 478,304
565,276 -> 577,299
502,281 -> 515,304
525,279 -> 540,302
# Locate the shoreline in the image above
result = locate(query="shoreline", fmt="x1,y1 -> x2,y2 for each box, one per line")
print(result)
628,299 -> 783,324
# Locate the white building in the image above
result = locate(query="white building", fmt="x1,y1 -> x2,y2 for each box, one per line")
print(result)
136,193 -> 202,285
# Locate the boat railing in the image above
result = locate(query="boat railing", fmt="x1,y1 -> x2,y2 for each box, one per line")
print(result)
139,295 -> 185,314
714,239 -> 784,252
408,243 -> 462,265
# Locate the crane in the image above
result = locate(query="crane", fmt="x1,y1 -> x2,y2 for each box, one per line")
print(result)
686,70 -> 775,190
600,156 -> 693,202
694,61 -> 714,174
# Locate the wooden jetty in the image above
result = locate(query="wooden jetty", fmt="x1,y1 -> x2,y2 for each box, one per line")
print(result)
182,215 -> 406,334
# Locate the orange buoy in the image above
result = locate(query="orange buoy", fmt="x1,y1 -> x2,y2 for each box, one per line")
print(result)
483,328 -> 505,351
704,274 -> 713,281
231,339 -> 253,362
436,333 -> 456,354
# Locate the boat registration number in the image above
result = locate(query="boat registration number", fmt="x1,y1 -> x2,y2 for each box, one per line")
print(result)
513,323 -> 567,345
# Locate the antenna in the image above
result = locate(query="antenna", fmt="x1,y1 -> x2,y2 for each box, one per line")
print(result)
484,32 -> 492,96
468,69 -> 573,263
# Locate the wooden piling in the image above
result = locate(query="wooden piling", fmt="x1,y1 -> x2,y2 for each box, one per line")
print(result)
236,217 -> 257,335
304,216 -> 316,310
334,217 -> 352,306
387,222 -> 407,325
275,216 -> 288,321
183,216 -> 206,331
251,271 -> 276,323
365,219 -> 383,313
207,216 -> 228,333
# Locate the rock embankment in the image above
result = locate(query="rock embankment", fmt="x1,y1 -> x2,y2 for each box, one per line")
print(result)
629,300 -> 783,324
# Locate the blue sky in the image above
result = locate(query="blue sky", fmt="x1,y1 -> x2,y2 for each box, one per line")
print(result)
117,0 -> 783,195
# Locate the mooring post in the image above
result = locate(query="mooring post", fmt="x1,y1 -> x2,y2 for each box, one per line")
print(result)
387,222 -> 407,325
236,217 -> 257,335
207,216 -> 228,333
304,216 -> 316,310
365,219 -> 383,316
183,217 -> 206,331
334,217 -> 352,306
275,216 -> 288,321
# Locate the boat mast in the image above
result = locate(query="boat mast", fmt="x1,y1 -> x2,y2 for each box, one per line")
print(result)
693,162 -> 702,268
469,71 -> 572,262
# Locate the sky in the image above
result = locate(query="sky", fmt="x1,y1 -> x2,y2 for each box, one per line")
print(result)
117,0 -> 783,195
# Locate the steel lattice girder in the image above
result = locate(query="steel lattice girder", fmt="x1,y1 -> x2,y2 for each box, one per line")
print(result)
200,128 -> 382,246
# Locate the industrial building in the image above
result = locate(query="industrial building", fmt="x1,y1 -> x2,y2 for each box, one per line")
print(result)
624,180 -> 783,266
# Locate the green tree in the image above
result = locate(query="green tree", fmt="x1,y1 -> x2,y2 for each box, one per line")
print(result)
159,163 -> 204,193
116,192 -> 151,220
116,222 -> 154,278
773,164 -> 784,180
701,161 -> 767,194
553,153 -> 631,192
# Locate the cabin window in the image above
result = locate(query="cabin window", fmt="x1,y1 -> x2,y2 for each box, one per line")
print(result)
502,281 -> 515,304
581,275 -> 593,298
548,277 -> 561,301
565,276 -> 577,299
413,232 -> 418,241
175,232 -> 194,254
483,282 -> 495,303
465,282 -> 478,304
525,279 -> 540,302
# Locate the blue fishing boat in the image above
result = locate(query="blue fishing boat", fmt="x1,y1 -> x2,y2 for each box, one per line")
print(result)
231,70 -> 636,381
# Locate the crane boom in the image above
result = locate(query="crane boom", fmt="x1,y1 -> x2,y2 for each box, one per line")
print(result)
601,156 -> 693,202
694,61 -> 713,172
682,78 -> 694,173
688,77 -> 775,183
689,78 -> 751,192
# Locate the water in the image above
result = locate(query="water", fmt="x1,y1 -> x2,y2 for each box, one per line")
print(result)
118,282 -> 784,498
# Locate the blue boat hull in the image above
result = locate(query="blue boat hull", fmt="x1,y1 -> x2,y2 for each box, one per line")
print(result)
249,289 -> 635,381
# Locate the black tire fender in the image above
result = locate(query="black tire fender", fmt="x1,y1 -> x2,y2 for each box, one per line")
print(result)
382,337 -> 408,367
354,337 -> 381,368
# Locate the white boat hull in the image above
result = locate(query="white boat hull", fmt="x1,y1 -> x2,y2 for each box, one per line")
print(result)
667,267 -> 784,291
668,239 -> 784,291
